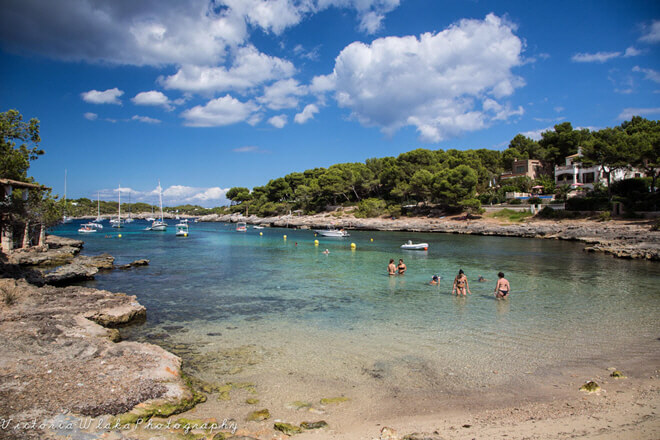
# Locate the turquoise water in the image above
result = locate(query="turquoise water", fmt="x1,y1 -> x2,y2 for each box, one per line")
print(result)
51,220 -> 660,404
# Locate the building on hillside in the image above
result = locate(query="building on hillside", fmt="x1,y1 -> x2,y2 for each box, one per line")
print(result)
554,148 -> 643,191
500,159 -> 547,182
1,178 -> 51,253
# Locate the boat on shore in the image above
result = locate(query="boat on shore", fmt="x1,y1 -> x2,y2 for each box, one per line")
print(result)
315,228 -> 350,237
401,240 -> 428,250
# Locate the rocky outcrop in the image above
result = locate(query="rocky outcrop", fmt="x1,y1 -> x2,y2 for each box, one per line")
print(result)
0,278 -> 196,438
42,262 -> 99,284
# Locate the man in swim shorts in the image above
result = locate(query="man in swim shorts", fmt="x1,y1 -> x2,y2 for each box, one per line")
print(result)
494,272 -> 510,299
388,259 -> 397,276
397,259 -> 407,275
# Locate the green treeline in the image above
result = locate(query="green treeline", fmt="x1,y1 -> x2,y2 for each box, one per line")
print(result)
227,118 -> 660,217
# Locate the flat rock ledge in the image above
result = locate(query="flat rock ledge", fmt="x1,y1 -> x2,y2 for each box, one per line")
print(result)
0,278 -> 199,440
198,213 -> 660,261
2,235 -> 150,285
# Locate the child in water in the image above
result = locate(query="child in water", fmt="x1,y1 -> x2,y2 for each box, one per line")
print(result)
430,275 -> 440,285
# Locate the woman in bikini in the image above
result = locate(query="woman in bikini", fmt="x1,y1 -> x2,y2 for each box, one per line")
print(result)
494,272 -> 510,299
452,269 -> 471,296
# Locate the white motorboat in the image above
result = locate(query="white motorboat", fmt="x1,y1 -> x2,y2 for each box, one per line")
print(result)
175,223 -> 189,237
252,225 -> 265,229
149,180 -> 167,231
401,240 -> 428,250
315,228 -> 350,237
78,225 -> 96,233
236,222 -> 247,232
83,222 -> 103,229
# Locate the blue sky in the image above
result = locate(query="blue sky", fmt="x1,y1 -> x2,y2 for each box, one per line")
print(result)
1,0 -> 659,207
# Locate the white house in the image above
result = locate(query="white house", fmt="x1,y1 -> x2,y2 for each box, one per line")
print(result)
554,148 -> 643,190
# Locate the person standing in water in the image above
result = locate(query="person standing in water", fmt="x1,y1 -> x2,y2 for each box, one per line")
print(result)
452,269 -> 471,296
494,272 -> 510,299
397,259 -> 407,275
387,259 -> 397,276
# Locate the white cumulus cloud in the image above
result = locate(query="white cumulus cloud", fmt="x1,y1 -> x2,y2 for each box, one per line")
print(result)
313,13 -> 525,142
258,79 -> 307,110
267,114 -> 287,128
132,91 -> 173,110
160,45 -> 295,94
181,95 -> 260,126
294,104 -> 319,124
81,88 -> 124,105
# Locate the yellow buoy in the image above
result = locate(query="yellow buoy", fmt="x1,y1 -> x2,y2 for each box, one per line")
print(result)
184,233 -> 188,237
118,234 -> 122,238
260,232 -> 263,236
314,240 -> 319,246
283,235 -> 287,239
350,242 -> 356,249
370,238 -> 373,242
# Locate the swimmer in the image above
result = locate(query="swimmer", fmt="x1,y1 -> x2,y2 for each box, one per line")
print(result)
387,259 -> 396,276
452,269 -> 471,296
397,259 -> 407,275
430,275 -> 440,285
478,276 -> 488,282
322,249 -> 330,255
494,272 -> 510,299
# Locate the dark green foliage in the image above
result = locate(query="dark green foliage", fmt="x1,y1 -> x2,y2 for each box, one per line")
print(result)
509,198 -> 522,205
566,197 -> 610,211
354,198 -> 387,218
527,197 -> 542,205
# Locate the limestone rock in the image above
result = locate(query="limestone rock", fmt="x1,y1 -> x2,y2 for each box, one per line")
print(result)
43,263 -> 98,284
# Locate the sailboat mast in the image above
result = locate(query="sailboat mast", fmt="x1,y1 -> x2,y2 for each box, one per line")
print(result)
97,192 -> 100,219
158,180 -> 164,222
118,184 -> 121,221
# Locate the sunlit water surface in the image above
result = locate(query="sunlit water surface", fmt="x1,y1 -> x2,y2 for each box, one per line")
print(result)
51,220 -> 660,407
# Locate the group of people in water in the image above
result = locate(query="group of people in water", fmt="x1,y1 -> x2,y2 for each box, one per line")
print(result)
387,258 -> 407,275
388,262 -> 510,299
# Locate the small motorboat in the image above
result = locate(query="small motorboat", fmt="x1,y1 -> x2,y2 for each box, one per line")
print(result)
175,223 -> 189,237
315,228 -> 350,237
78,226 -> 96,234
236,222 -> 247,232
401,240 -> 428,250
253,225 -> 265,229
82,222 -> 103,229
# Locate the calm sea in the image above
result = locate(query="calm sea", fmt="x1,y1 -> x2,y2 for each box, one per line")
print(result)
51,219 -> 660,410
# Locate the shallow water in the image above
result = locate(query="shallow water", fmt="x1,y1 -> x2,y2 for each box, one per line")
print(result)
52,220 -> 660,406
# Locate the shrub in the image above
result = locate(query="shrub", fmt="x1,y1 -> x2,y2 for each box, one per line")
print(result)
527,197 -> 542,205
598,211 -> 611,222
2,286 -> 18,306
509,198 -> 522,205
354,198 -> 387,218
566,196 -> 610,211
459,198 -> 483,216
537,206 -> 556,219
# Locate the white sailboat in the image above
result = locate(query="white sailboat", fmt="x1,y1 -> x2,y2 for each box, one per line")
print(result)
62,169 -> 72,224
111,184 -> 123,228
149,180 -> 167,231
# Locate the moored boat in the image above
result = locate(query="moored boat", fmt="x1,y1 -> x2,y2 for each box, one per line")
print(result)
175,223 -> 189,237
401,240 -> 428,250
236,222 -> 247,232
315,228 -> 349,237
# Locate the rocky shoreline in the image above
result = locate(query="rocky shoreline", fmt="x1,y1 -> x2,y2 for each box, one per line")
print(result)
198,213 -> 660,261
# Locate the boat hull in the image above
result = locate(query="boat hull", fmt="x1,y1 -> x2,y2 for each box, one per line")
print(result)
315,230 -> 350,237
401,243 -> 429,250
